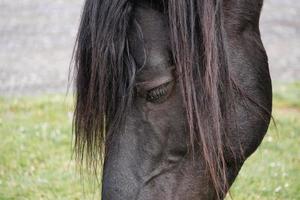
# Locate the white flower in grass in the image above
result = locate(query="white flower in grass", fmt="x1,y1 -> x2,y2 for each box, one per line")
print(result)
275,186 -> 282,193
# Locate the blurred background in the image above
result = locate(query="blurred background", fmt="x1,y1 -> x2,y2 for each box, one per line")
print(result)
0,0 -> 299,199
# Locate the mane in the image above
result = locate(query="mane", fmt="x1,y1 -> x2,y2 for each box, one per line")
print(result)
73,0 -> 246,198
168,0 -> 233,197
73,0 -> 135,169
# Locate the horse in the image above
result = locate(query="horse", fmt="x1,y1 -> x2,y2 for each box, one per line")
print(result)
72,0 -> 272,199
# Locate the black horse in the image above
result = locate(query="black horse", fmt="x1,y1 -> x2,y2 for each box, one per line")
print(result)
72,0 -> 272,199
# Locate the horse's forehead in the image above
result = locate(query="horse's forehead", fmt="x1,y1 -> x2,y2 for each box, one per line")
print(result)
128,0 -> 264,76
129,5 -> 171,80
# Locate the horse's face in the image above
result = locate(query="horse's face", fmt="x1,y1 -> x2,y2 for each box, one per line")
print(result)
102,2 -> 271,200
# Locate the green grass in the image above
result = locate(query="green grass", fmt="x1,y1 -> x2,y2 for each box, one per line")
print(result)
0,83 -> 299,200
227,82 -> 300,200
0,95 -> 100,200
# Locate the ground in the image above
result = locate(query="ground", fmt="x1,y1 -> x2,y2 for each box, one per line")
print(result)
0,83 -> 299,200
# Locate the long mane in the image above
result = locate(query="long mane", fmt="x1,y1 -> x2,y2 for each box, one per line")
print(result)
73,0 -> 135,171
73,0 -> 250,198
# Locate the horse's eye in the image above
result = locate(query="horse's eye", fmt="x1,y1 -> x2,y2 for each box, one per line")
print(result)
146,81 -> 174,103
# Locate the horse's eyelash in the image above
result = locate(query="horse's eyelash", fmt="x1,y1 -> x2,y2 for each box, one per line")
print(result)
146,81 -> 173,103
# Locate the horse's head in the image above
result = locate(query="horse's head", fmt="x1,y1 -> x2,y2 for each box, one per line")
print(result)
73,0 -> 272,199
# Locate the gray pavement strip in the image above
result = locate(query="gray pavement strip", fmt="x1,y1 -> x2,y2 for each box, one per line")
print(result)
0,0 -> 299,96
